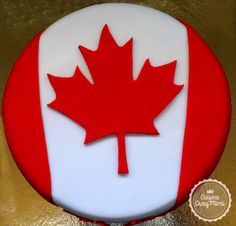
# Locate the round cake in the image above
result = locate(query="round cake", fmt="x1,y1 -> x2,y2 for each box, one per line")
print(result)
2,3 -> 231,224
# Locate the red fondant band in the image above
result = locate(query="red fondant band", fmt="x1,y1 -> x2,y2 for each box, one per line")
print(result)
2,32 -> 52,201
176,22 -> 231,205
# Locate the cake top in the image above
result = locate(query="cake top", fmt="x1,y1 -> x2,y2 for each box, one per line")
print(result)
3,3 -> 231,224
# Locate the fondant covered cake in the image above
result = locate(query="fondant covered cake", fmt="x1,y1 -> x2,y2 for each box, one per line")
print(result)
2,3 -> 231,224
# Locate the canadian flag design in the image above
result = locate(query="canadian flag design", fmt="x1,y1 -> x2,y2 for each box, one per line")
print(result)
2,3 -> 231,224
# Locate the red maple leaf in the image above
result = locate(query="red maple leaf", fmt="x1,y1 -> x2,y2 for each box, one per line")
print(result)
48,25 -> 183,174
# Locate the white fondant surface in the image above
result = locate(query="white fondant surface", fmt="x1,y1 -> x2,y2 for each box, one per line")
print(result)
39,3 -> 189,223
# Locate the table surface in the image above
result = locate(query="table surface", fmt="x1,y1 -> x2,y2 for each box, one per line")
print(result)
0,0 -> 235,225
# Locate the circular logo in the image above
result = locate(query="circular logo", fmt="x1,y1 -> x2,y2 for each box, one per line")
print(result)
189,179 -> 231,222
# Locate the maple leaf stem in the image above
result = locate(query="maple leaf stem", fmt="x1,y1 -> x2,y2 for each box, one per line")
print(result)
117,133 -> 129,174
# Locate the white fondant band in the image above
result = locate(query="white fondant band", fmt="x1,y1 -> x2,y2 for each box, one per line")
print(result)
39,3 -> 188,223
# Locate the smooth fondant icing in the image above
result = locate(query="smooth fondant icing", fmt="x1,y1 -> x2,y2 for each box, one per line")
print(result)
2,3 -> 231,225
39,4 -> 188,222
